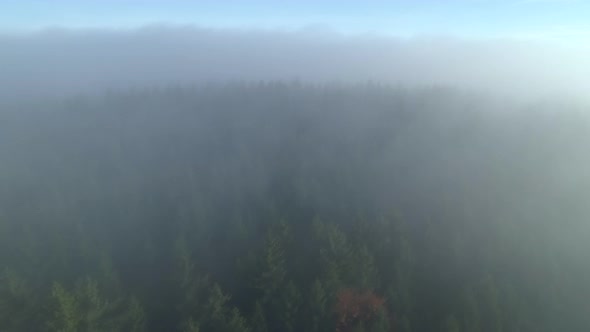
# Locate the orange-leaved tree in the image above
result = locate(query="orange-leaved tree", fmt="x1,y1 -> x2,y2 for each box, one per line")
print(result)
335,288 -> 388,332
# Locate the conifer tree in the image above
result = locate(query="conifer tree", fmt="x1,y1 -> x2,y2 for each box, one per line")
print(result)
47,278 -> 145,332
307,279 -> 329,332
0,269 -> 41,331
250,301 -> 268,332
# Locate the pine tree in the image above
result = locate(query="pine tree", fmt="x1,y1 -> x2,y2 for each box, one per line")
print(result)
47,277 -> 145,332
199,284 -> 251,332
182,319 -> 200,332
278,280 -> 301,332
351,245 -> 379,290
250,301 -> 268,332
127,297 -> 147,332
254,220 -> 291,331
49,282 -> 80,332
225,307 -> 251,332
206,284 -> 230,322
313,221 -> 351,294
174,236 -> 211,329
307,279 -> 328,332
0,269 -> 41,331
255,223 -> 288,302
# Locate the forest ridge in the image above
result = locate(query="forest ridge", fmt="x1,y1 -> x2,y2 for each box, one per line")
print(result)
1,84 -> 589,331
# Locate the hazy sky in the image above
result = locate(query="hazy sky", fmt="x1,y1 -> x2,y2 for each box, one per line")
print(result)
2,1 -> 589,103
2,0 -> 590,42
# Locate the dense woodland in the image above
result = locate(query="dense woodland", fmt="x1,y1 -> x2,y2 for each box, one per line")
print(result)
1,83 -> 589,331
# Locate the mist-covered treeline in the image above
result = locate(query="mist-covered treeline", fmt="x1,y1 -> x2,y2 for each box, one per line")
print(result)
3,27 -> 590,103
1,83 -> 589,331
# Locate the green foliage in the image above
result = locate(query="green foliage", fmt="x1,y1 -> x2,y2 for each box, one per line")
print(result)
0,84 -> 587,331
174,236 -> 211,322
127,297 -> 147,332
225,308 -> 251,332
313,220 -> 352,293
182,319 -> 200,332
48,278 -> 145,332
255,225 -> 287,300
307,280 -> 328,332
277,281 -> 301,332
250,301 -> 268,332
0,269 -> 42,331
199,284 -> 251,332
352,245 -> 379,290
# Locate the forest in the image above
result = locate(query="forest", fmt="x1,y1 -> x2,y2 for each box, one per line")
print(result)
1,83 -> 589,331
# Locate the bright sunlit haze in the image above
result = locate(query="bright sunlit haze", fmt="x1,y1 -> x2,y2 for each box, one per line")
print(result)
1,1 -> 590,332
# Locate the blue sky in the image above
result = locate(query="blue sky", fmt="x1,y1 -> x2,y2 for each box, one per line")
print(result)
1,0 -> 590,40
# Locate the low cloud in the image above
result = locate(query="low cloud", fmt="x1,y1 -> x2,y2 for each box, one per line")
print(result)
1,25 -> 589,102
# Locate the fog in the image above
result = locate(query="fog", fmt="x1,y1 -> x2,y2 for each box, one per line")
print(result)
2,25 -> 590,332
2,26 -> 590,102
